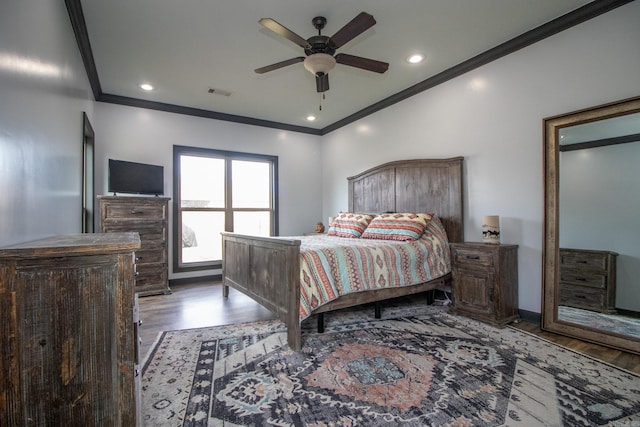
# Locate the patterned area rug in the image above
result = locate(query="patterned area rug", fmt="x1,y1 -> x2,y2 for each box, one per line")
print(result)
141,304 -> 640,426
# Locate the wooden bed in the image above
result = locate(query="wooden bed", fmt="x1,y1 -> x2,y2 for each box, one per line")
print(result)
221,157 -> 464,350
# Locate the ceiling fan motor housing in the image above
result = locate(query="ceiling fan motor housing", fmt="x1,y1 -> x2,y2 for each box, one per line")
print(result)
305,35 -> 335,56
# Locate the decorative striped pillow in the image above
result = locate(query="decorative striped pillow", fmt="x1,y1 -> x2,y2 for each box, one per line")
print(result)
361,212 -> 433,241
327,212 -> 373,238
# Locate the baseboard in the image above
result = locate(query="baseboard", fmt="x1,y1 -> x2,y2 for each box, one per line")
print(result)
518,309 -> 541,324
169,274 -> 221,287
616,308 -> 640,319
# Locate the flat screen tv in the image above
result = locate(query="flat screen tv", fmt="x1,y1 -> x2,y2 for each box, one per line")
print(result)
108,159 -> 164,196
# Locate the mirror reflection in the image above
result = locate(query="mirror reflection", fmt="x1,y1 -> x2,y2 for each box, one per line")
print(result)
543,96 -> 640,355
558,112 -> 640,339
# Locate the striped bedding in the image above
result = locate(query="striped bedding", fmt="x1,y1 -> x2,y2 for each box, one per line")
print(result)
298,215 -> 451,321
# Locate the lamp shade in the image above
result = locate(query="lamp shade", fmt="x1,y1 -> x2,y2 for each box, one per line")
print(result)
304,53 -> 336,75
482,215 -> 500,244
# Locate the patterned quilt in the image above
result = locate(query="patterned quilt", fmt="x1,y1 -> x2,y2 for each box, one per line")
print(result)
297,216 -> 451,320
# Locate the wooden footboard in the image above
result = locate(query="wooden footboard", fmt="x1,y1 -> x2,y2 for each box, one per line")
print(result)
221,232 -> 303,350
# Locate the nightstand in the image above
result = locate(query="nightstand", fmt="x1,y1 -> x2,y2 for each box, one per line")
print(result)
450,242 -> 519,327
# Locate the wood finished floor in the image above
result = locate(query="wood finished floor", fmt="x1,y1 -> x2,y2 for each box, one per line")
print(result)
138,282 -> 640,374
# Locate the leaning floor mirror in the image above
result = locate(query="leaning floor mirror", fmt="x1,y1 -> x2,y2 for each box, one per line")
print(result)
542,95 -> 640,355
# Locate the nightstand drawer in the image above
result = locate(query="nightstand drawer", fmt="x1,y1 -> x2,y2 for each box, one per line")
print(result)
452,247 -> 493,270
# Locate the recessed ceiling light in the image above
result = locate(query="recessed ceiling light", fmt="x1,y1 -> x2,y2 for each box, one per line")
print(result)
306,115 -> 316,121
139,83 -> 154,91
407,54 -> 424,64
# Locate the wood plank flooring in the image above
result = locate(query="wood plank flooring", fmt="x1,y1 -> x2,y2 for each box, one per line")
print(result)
138,282 -> 640,374
138,282 -> 275,359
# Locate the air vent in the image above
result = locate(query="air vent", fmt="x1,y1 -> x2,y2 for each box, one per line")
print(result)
207,87 -> 232,97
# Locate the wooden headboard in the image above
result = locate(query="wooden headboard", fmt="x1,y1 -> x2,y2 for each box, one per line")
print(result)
347,157 -> 464,243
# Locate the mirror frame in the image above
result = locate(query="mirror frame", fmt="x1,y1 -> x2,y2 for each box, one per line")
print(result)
542,95 -> 640,355
81,112 -> 95,233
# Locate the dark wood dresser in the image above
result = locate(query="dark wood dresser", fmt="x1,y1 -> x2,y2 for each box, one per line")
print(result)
0,233 -> 141,426
559,248 -> 618,314
99,196 -> 171,296
450,242 -> 519,327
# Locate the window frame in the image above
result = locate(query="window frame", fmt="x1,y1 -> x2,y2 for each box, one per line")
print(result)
172,145 -> 279,273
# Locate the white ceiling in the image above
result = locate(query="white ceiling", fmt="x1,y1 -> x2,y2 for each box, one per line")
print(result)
79,0 -> 597,132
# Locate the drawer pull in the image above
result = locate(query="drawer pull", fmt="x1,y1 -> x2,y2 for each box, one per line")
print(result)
575,277 -> 587,281
131,210 -> 143,214
465,255 -> 480,260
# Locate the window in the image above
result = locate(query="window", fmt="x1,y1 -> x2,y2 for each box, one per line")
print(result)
173,145 -> 278,272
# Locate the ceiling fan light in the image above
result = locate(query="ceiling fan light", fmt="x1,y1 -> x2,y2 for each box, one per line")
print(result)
304,53 -> 336,76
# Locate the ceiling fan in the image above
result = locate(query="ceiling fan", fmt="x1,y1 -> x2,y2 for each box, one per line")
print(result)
255,12 -> 389,93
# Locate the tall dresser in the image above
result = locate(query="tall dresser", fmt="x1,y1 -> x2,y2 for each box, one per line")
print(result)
0,233 -> 141,426
99,196 -> 171,296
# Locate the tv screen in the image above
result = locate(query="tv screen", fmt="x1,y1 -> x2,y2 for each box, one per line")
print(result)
108,159 -> 164,196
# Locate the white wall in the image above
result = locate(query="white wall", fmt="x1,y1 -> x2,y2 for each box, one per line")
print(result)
321,2 -> 640,314
94,103 -> 323,278
0,0 -> 95,246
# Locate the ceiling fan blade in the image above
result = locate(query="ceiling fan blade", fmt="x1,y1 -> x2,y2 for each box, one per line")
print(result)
255,57 -> 305,74
335,53 -> 389,73
259,18 -> 311,49
315,73 -> 329,93
328,12 -> 376,49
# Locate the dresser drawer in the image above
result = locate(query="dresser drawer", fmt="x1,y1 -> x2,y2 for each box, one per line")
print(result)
136,247 -> 166,265
103,203 -> 166,220
452,247 -> 494,271
102,221 -> 166,240
135,263 -> 168,286
559,271 -> 606,289
559,283 -> 604,310
559,250 -> 609,271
